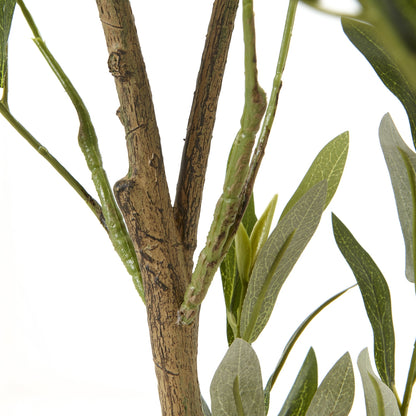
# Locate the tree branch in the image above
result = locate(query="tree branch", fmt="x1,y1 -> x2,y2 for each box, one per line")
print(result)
174,0 -> 240,265
95,2 -> 203,414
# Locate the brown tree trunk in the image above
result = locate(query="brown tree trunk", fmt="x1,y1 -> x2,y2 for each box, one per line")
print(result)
95,0 -> 238,414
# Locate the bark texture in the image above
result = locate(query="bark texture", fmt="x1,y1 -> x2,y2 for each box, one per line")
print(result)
96,2 -> 201,415
95,0 -> 238,414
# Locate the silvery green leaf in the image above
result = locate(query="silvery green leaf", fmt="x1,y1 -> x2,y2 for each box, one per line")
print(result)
235,223 -> 251,284
379,113 -> 416,283
342,18 -> 416,146
263,285 -> 355,413
250,194 -> 278,267
240,181 -> 327,343
332,214 -> 395,388
275,348 -> 317,416
280,132 -> 348,220
305,352 -> 354,416
357,348 -> 401,416
0,0 -> 16,88
210,338 -> 264,416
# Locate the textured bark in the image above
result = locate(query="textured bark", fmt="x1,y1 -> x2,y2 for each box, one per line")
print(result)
95,0 -> 238,414
95,1 -> 201,415
174,0 -> 240,266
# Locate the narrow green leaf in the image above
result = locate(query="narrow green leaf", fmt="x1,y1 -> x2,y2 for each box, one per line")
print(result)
280,133 -> 348,220
242,193 -> 257,236
250,194 -> 278,267
357,348 -> 401,416
342,18 -> 416,147
332,214 -> 395,388
240,181 -> 327,343
275,348 -> 318,416
0,0 -> 16,88
210,338 -> 264,416
263,285 -> 355,413
379,113 -> 416,283
235,223 -> 252,284
305,352 -> 354,416
221,242 -> 236,311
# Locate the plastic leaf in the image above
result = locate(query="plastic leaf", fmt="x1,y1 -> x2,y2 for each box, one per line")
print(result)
275,348 -> 318,416
210,338 -> 264,416
250,194 -> 278,267
263,285 -> 355,413
235,223 -> 252,284
242,193 -> 257,236
332,214 -> 395,388
305,352 -> 354,416
342,18 -> 416,147
0,0 -> 16,88
379,113 -> 416,283
358,348 -> 401,416
280,132 -> 348,220
240,181 -> 327,343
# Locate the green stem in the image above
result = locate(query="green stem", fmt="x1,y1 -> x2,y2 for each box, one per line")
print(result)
16,0 -> 144,300
401,340 -> 416,416
0,102 -> 105,227
179,0 -> 266,324
239,0 -> 298,222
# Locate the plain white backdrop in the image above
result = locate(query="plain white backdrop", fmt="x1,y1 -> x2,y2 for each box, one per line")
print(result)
0,0 -> 415,415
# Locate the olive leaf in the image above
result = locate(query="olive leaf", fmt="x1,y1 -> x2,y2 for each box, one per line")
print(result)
240,181 -> 327,343
358,348 -> 401,416
235,223 -> 252,284
332,214 -> 395,389
280,132 -> 348,220
0,0 -> 16,88
263,285 -> 355,413
305,352 -> 354,416
342,17 -> 416,147
250,194 -> 278,267
379,113 -> 416,283
210,338 -> 264,416
275,348 -> 318,416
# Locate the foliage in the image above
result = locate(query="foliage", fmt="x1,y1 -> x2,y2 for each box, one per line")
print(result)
2,0 -> 416,415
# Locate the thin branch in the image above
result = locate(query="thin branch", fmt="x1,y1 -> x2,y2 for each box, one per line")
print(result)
17,0 -> 144,299
179,0 -> 266,324
174,0 -> 240,265
0,102 -> 106,228
236,0 -> 298,227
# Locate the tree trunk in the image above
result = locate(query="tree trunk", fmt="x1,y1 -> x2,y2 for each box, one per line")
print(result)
95,0 -> 238,414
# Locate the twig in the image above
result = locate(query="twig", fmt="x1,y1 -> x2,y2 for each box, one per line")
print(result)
174,0 -> 240,265
179,0 -> 266,324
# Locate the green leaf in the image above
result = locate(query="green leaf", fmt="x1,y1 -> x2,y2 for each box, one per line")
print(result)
250,194 -> 278,268
263,285 -> 355,413
210,338 -> 264,416
240,181 -> 327,343
332,214 -> 395,388
305,352 -> 354,416
221,242 -> 236,311
280,133 -> 348,220
235,223 -> 252,284
379,113 -> 416,283
275,348 -> 318,416
357,348 -> 401,416
242,193 -> 257,236
342,17 -> 416,147
0,0 -> 16,88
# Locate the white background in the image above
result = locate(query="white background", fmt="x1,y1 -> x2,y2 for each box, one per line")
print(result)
0,0 -> 415,415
